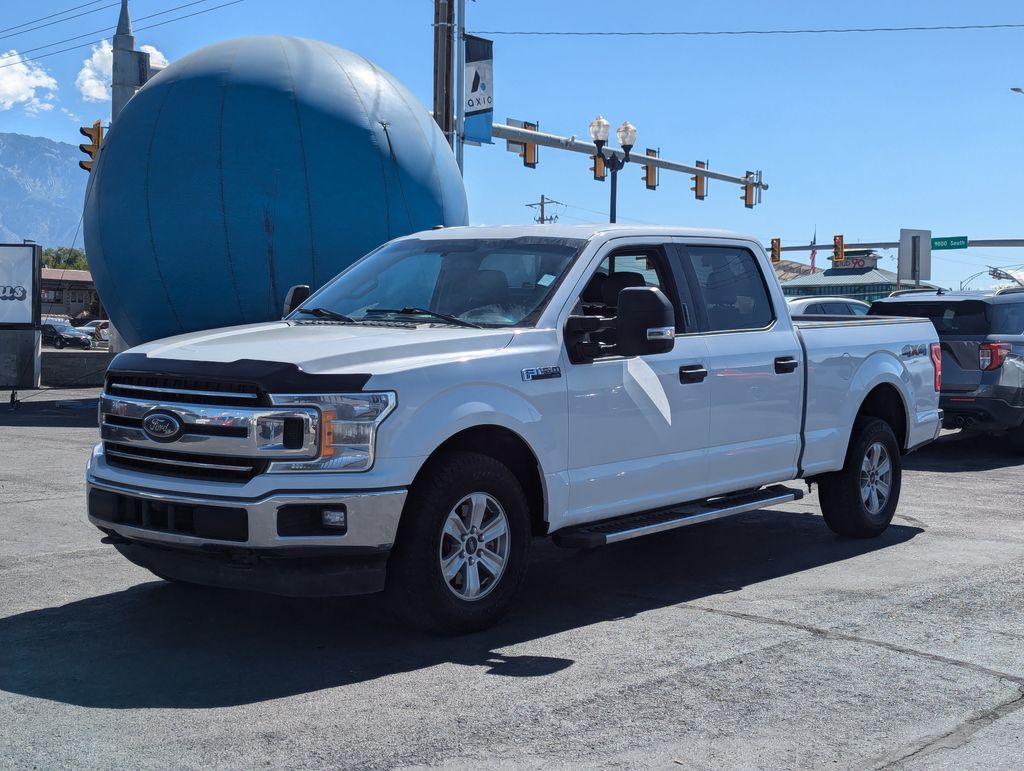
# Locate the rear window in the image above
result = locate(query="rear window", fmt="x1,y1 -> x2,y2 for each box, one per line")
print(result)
869,299 -> 1024,335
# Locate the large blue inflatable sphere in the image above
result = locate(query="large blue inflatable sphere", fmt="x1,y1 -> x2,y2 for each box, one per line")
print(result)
84,36 -> 468,345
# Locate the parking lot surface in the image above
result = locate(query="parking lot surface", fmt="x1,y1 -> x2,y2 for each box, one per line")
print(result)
2,391 -> 1022,769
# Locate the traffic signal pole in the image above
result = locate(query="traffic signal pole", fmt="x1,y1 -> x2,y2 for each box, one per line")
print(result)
491,122 -> 768,197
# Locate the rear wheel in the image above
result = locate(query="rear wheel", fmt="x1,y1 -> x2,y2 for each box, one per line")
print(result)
54,337 -> 65,349
386,451 -> 531,633
818,417 -> 902,538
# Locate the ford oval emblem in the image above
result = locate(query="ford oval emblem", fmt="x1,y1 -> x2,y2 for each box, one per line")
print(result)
142,411 -> 183,442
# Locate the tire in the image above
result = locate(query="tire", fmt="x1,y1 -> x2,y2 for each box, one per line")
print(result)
386,451 -> 532,634
54,337 -> 65,349
818,417 -> 902,538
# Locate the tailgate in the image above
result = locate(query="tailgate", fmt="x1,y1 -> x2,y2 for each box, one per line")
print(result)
937,338 -> 982,392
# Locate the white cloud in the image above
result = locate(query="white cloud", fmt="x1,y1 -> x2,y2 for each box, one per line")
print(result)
76,40 -> 113,102
0,49 -> 57,114
140,45 -> 168,69
60,106 -> 80,122
76,40 -> 168,102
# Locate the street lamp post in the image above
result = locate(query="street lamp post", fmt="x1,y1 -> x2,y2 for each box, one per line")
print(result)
589,115 -> 637,223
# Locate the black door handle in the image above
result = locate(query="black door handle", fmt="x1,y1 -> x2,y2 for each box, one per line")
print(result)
774,356 -> 799,374
679,364 -> 708,384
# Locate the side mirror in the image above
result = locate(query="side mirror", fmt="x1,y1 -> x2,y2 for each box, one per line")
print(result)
282,285 -> 311,318
615,287 -> 675,357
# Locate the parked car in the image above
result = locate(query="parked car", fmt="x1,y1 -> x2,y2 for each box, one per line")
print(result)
788,296 -> 871,316
41,320 -> 93,349
79,320 -> 111,342
871,287 -> 1024,449
87,225 -> 941,632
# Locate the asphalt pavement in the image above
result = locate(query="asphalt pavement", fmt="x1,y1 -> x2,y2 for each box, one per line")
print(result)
1,389 -> 1022,769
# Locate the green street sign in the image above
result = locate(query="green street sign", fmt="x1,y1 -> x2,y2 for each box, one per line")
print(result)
931,236 -> 968,250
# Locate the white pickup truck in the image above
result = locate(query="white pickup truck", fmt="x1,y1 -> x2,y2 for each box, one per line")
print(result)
87,225 -> 942,631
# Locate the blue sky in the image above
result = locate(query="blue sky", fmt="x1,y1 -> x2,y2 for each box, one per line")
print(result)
2,0 -> 1023,289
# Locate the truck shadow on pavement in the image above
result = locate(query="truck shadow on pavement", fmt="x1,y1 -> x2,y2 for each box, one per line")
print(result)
903,431 -> 1023,473
0,398 -> 99,428
0,509 -> 920,710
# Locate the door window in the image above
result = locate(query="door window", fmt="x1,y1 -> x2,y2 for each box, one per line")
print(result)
822,302 -> 851,315
680,247 -> 774,332
575,247 -> 689,333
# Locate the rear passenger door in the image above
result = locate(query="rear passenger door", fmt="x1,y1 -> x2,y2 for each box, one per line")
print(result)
671,241 -> 803,494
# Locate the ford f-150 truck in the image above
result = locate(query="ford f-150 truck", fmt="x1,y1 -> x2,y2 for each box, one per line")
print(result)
87,225 -> 942,632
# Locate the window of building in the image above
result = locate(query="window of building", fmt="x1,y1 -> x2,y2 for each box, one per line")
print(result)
41,289 -> 62,303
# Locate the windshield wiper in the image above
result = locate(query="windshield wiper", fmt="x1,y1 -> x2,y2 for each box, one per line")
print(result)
294,307 -> 356,322
364,307 -> 482,329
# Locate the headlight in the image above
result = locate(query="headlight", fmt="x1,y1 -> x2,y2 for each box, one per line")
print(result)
268,392 -> 395,472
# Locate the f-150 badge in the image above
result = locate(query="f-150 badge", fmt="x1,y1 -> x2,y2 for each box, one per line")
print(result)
522,366 -> 561,382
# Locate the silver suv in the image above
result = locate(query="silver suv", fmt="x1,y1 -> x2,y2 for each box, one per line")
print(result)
870,288 -> 1024,450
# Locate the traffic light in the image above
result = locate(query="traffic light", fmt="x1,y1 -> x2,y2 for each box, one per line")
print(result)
741,171 -> 755,209
642,148 -> 658,190
833,234 -> 845,262
770,238 -> 782,264
590,153 -> 606,182
690,160 -> 707,200
522,120 -> 538,168
78,120 -> 103,172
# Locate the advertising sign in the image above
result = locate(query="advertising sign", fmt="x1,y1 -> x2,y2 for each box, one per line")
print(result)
0,244 -> 40,328
463,35 -> 493,144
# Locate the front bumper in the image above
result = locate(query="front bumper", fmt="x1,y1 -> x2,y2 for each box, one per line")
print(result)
87,475 -> 407,596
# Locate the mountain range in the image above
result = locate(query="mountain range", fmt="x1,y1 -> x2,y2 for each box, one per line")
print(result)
0,132 -> 87,248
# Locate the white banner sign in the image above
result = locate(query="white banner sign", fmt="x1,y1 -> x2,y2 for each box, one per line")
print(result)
0,245 -> 35,325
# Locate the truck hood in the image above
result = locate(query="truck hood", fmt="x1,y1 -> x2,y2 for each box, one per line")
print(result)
129,321 -> 516,374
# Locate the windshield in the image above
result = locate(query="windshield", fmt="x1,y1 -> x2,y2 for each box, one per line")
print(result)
294,236 -> 585,328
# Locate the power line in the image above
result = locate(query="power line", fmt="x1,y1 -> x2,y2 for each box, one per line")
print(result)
469,22 -> 1024,37
0,0 -> 221,63
0,2 -> 119,43
0,0 -> 245,71
0,0 -> 111,37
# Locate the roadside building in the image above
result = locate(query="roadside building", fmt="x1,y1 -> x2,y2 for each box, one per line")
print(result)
40,268 -> 105,320
781,249 -> 938,302
773,258 -> 818,284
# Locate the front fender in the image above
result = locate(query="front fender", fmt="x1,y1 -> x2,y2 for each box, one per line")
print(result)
375,381 -> 564,473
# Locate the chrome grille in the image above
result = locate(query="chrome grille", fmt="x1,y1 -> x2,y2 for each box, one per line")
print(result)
106,373 -> 262,407
99,389 -> 322,484
103,443 -> 267,482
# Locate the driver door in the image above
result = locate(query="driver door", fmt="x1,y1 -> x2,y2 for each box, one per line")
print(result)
563,241 -> 712,527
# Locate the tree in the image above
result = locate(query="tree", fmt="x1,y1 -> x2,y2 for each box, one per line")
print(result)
43,246 -> 89,271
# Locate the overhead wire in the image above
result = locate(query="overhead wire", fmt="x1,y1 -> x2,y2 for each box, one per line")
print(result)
0,0 -> 223,63
0,2 -> 119,43
0,0 -> 246,70
469,22 -> 1024,37
0,0 -> 110,37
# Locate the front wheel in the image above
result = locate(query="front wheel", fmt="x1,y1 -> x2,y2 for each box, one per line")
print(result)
386,451 -> 532,633
818,417 -> 902,538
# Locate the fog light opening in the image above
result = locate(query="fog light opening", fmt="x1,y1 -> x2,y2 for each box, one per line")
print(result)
321,508 -> 348,530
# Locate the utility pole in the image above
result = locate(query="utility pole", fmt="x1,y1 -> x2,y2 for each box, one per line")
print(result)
454,0 -> 466,173
526,195 -> 562,224
431,0 -> 454,147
